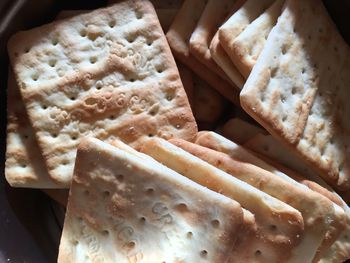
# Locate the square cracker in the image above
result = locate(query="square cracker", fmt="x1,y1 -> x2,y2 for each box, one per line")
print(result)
188,0 -> 237,82
5,10 -> 82,189
240,0 -> 350,190
5,69 -> 62,188
170,138 -> 346,263
141,138 -> 304,263
58,137 -> 244,262
8,1 -> 197,187
166,0 -> 240,105
227,0 -> 285,78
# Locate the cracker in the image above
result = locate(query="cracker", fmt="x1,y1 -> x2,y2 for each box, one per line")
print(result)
141,138 -> 304,263
244,133 -> 344,201
8,1 -> 197,187
221,118 -> 266,144
218,0 -> 275,67
5,69 -> 63,188
228,0 -> 285,78
196,131 -> 344,208
319,215 -> 350,263
193,74 -> 226,124
210,32 -> 245,89
166,0 -> 240,105
189,0 -> 237,81
58,137 -> 244,262
240,0 -> 350,190
171,138 -> 346,262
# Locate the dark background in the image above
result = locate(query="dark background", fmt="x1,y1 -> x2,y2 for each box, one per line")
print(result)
0,0 -> 349,262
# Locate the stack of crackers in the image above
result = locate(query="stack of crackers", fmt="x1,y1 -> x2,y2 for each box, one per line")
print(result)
5,0 -> 350,262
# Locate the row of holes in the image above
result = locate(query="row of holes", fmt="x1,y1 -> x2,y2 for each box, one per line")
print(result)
31,62 -> 164,82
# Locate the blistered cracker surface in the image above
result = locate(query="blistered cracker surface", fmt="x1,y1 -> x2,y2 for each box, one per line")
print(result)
8,0 -> 197,186
240,0 -> 350,190
58,138 -> 243,263
5,69 -> 62,188
229,0 -> 285,78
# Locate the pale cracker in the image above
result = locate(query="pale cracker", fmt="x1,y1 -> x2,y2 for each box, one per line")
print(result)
5,10 -> 83,188
242,133 -> 350,261
210,31 -> 245,89
196,131 -> 344,208
218,0 -> 275,68
58,137 -> 244,262
8,1 -> 197,187
221,118 -> 266,144
111,135 -> 260,262
5,69 -> 62,188
141,138 -> 304,263
240,0 -> 350,190
189,0 -> 237,81
171,138 -> 346,263
244,133 -> 343,199
209,0 -> 246,89
228,0 -> 285,78
166,0 -> 240,105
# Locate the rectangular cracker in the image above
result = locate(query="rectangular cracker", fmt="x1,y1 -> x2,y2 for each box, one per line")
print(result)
5,10 -> 83,188
243,133 -> 342,193
166,0 -> 240,105
196,131 -> 344,208
171,138 -> 346,263
228,0 -> 285,78
58,137 -> 244,262
8,1 -> 197,187
240,0 -> 350,190
241,131 -> 350,262
196,131 -> 350,262
221,117 -> 266,144
189,0 -> 237,81
5,69 -> 63,188
218,0 -> 275,66
210,31 -> 245,89
141,138 -> 304,263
